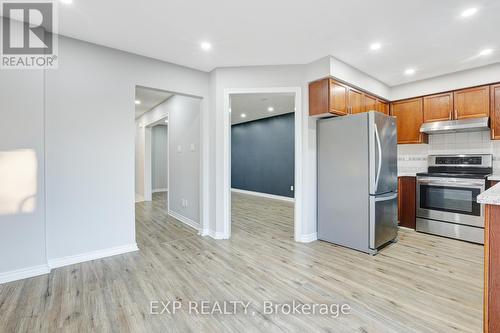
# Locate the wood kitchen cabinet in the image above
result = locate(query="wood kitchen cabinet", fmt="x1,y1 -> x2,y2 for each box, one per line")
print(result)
390,98 -> 428,144
363,94 -> 377,112
454,85 -> 490,119
423,92 -> 453,122
398,177 -> 416,229
490,84 -> 500,140
376,100 -> 389,115
309,78 -> 390,117
348,88 -> 364,114
309,78 -> 349,116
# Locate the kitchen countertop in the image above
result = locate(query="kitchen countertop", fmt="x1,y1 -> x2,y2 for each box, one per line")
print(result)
398,173 -> 417,177
487,174 -> 500,181
477,182 -> 500,205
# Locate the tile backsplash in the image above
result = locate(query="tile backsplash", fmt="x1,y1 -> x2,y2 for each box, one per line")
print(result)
398,130 -> 500,175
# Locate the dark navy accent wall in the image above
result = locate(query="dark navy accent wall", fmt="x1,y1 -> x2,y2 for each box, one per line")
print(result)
231,113 -> 295,198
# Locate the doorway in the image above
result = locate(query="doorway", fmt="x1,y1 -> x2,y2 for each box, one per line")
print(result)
224,88 -> 302,240
134,85 -> 203,233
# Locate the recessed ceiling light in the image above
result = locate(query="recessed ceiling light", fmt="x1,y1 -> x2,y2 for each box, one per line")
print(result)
241,113 -> 246,118
268,107 -> 274,112
479,48 -> 493,56
135,100 -> 141,105
200,42 -> 212,51
60,0 -> 73,4
461,7 -> 478,17
370,42 -> 381,51
404,68 -> 416,75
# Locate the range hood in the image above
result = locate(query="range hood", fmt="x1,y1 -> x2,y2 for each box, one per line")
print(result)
420,117 -> 490,134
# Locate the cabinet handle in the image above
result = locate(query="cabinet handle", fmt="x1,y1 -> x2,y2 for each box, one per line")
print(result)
454,109 -> 458,119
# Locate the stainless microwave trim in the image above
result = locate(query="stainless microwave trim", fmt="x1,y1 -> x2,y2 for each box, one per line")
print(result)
416,176 -> 485,228
427,154 -> 493,168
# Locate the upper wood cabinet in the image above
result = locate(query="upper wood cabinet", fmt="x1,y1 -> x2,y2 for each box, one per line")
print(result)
376,100 -> 389,115
309,78 -> 389,117
491,84 -> 500,140
423,92 -> 453,122
309,78 -> 348,116
349,88 -> 363,114
329,80 -> 349,115
454,86 -> 490,120
363,94 -> 377,112
391,98 -> 428,144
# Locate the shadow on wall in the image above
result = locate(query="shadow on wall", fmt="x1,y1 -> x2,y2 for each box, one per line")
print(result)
0,149 -> 37,215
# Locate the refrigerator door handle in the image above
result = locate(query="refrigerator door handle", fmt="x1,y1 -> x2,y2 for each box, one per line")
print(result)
374,124 -> 382,192
374,192 -> 398,201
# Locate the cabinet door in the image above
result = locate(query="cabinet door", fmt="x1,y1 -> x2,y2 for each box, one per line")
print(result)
376,100 -> 389,115
398,177 -> 416,229
309,79 -> 329,116
423,92 -> 453,122
329,79 -> 349,116
491,84 -> 500,140
454,86 -> 490,119
364,94 -> 377,112
391,98 -> 427,144
348,88 -> 363,114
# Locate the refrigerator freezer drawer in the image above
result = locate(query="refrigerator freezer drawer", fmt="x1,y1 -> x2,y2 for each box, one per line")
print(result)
370,192 -> 398,249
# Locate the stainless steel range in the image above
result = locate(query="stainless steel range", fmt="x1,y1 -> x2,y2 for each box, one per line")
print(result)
416,154 -> 492,244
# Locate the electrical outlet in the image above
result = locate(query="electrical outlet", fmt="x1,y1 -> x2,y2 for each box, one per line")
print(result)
190,143 -> 195,152
185,200 -> 188,207
290,185 -> 294,191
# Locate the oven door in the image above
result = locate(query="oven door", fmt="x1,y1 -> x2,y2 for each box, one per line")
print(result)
416,177 -> 485,228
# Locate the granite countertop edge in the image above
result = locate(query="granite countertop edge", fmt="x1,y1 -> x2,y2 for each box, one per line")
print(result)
477,182 -> 500,205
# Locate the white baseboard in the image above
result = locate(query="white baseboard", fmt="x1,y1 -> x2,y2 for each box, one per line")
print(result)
231,188 -> 295,202
168,209 -> 200,231
0,264 -> 51,284
204,229 -> 228,239
297,232 -> 317,243
135,193 -> 145,203
48,243 -> 139,269
152,188 -> 168,193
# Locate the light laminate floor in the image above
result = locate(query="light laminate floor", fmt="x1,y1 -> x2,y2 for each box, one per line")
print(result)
0,192 -> 483,332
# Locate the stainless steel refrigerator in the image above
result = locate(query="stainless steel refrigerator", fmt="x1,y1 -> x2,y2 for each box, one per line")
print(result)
317,111 -> 398,254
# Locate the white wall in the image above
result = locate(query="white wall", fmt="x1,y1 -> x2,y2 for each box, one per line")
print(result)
168,96 -> 201,224
329,56 -> 391,100
391,63 -> 500,100
44,37 -> 209,262
0,35 -> 210,281
0,69 -> 49,281
152,126 -> 168,191
136,95 -> 201,226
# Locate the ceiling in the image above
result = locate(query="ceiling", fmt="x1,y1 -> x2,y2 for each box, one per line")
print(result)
135,87 -> 173,118
57,0 -> 500,86
231,93 -> 295,125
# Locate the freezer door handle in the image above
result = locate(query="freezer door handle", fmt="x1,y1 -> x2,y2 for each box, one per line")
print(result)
374,124 -> 382,192
374,192 -> 398,201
